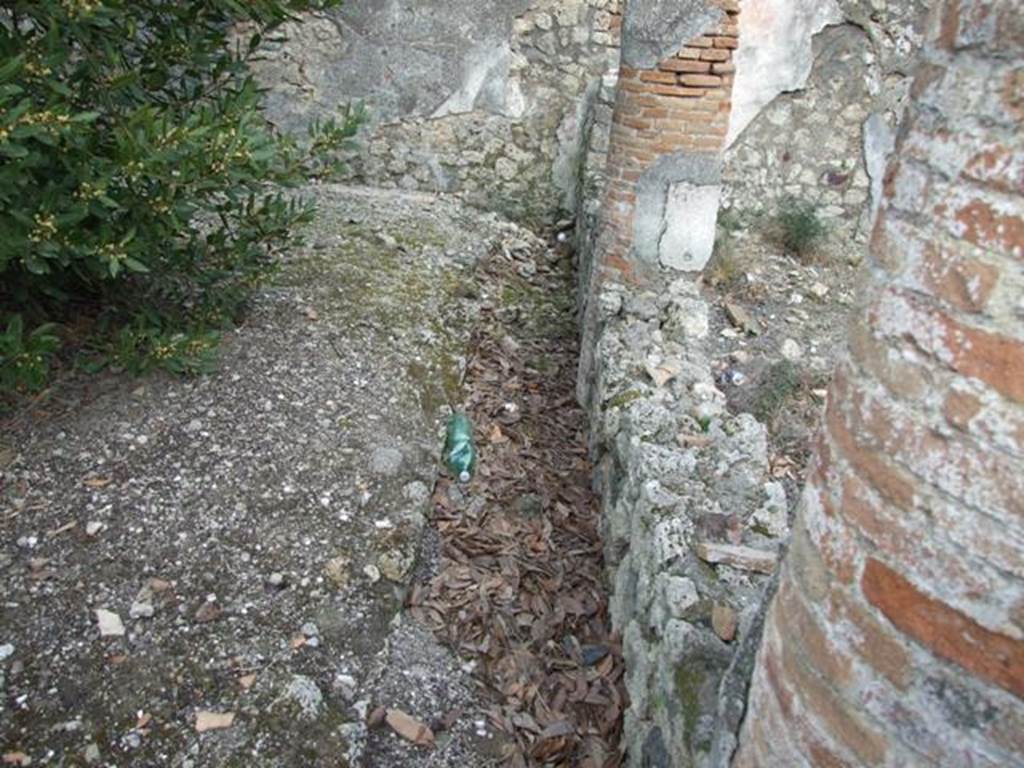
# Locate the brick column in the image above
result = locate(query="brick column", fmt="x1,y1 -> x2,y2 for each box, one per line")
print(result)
578,0 -> 738,407
597,0 -> 739,283
735,1 -> 1024,766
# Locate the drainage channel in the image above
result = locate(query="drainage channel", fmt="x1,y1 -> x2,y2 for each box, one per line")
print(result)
410,233 -> 626,767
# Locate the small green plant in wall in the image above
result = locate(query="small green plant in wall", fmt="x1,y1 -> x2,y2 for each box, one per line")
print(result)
772,196 -> 828,259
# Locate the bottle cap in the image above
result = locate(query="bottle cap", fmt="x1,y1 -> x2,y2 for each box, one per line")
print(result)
458,471 -> 470,483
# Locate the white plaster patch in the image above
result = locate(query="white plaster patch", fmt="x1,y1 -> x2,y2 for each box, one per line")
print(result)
863,113 -> 896,230
659,182 -> 721,272
727,0 -> 843,147
431,41 -> 517,119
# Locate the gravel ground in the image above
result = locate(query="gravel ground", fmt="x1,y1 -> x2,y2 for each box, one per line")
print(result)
0,186 -> 529,767
705,227 -> 864,501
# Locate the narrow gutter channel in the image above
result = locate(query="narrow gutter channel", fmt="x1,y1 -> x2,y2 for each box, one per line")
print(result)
410,234 -> 626,766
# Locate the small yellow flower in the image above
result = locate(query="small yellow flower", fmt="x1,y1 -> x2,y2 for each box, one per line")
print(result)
29,213 -> 57,243
62,0 -> 102,17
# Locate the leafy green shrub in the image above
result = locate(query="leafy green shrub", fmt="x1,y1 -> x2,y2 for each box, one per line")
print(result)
773,197 -> 827,258
0,0 -> 361,397
0,314 -> 60,393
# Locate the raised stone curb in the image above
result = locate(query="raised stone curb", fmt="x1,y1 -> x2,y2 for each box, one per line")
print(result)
582,278 -> 788,767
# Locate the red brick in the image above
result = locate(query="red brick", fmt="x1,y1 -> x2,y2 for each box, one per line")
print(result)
619,116 -> 651,131
839,475 -> 911,556
847,321 -> 931,402
738,666 -> 809,767
918,301 -> 1024,402
664,100 -> 718,115
626,94 -> 665,109
923,244 -> 1001,313
678,47 -> 702,60
963,142 -> 1024,195
713,36 -> 739,49
700,48 -> 731,62
659,59 -> 711,74
804,481 -> 859,585
685,36 -> 713,48
649,84 -> 706,98
840,359 -> 1024,526
862,558 -> 1024,697
824,378 -> 916,510
712,62 -> 736,75
678,121 -> 726,138
761,638 -> 856,768
777,637 -> 889,765
639,70 -> 678,85
827,587 -> 912,689
949,196 -> 1024,258
639,107 -> 670,120
774,572 -> 852,685
618,78 -> 648,94
690,135 -> 725,150
679,74 -> 722,87
937,0 -> 962,50
901,121 -> 1024,196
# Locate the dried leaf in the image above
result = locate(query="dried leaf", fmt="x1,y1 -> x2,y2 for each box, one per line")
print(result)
418,255 -> 624,762
385,708 -> 435,747
194,602 -> 222,623
2,753 -> 30,766
137,712 -> 152,729
238,674 -> 257,690
195,711 -> 235,733
84,476 -> 112,488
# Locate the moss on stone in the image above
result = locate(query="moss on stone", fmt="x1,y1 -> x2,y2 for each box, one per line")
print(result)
606,389 -> 644,410
675,663 -> 705,747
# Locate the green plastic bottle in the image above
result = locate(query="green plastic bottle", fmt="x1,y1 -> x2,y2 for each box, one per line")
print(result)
444,412 -> 477,483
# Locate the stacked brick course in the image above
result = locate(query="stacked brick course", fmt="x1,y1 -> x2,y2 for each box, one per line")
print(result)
597,0 -> 739,283
735,0 -> 1024,764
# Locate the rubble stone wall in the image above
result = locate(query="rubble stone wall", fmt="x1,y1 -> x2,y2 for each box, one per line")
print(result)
585,278 -> 787,767
251,0 -> 622,225
722,0 -> 929,239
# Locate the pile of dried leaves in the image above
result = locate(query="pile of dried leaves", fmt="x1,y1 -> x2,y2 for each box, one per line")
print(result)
409,242 -> 626,766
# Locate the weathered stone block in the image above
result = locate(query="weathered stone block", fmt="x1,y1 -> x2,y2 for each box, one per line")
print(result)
659,181 -> 721,271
